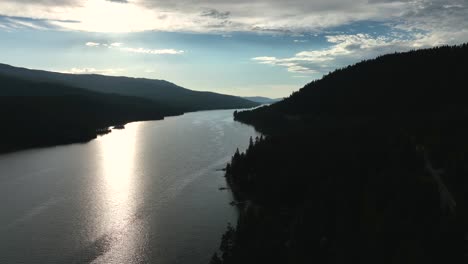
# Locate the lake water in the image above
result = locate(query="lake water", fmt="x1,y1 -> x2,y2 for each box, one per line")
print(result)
0,109 -> 260,264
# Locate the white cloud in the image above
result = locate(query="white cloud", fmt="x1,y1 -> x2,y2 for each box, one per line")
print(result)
252,32 -> 431,75
84,41 -> 185,55
85,42 -> 100,47
59,67 -> 125,75
6,18 -> 48,30
0,16 -> 57,30
252,56 -> 277,63
120,47 -> 184,55
253,55 -> 320,74
0,0 -> 465,38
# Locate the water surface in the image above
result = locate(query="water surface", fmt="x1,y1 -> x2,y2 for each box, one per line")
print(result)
0,109 -> 259,264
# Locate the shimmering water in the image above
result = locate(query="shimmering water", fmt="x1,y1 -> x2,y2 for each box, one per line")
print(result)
0,109 -> 259,264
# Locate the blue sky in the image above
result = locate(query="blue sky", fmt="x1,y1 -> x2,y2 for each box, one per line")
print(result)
0,0 -> 467,97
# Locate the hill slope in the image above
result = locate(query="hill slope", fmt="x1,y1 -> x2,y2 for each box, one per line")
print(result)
0,74 -> 180,153
0,64 -> 259,153
235,44 -> 468,133
214,44 -> 468,264
0,63 -> 259,112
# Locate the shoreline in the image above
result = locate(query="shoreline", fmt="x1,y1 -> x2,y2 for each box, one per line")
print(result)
0,107 -> 258,156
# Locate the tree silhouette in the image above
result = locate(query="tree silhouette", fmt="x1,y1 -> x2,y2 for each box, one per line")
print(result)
218,43 -> 468,264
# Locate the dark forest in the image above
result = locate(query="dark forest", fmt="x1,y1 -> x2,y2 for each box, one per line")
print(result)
213,43 -> 468,264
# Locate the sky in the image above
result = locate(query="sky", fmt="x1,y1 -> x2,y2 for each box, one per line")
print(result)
0,0 -> 467,98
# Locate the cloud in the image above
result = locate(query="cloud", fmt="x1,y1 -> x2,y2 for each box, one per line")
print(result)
0,0 -> 465,62
395,0 -> 468,45
59,67 -> 125,75
0,0 -> 78,6
0,0 -> 467,67
84,41 -> 185,55
252,56 -> 318,74
85,42 -> 100,47
120,47 -> 184,55
0,0 -> 157,32
106,0 -> 128,3
0,15 -> 78,30
201,9 -> 230,19
0,0 -> 465,36
252,32 -> 429,75
252,56 -> 277,63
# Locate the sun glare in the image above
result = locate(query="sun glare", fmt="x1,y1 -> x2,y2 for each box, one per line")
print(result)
56,0 -> 159,32
96,123 -> 141,234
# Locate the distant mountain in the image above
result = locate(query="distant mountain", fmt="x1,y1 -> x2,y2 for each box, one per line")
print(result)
215,44 -> 468,264
243,96 -> 282,104
0,63 -> 259,112
0,63 -> 259,153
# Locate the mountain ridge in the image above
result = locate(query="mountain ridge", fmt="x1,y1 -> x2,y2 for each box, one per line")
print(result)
0,63 -> 259,112
0,64 -> 259,153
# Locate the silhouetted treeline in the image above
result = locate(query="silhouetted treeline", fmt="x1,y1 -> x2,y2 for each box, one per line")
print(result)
0,74 -> 180,153
235,43 -> 468,134
214,44 -> 468,264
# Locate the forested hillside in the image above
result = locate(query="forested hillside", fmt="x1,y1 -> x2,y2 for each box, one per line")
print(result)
0,63 -> 259,112
213,44 -> 468,264
0,64 -> 259,153
0,74 -> 180,153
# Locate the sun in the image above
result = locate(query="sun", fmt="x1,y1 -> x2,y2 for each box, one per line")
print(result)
54,0 -> 159,32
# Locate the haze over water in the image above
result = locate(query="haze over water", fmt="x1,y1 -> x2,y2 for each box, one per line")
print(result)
0,109 -> 260,264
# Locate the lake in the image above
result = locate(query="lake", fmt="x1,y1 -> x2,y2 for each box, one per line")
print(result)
0,109 -> 260,264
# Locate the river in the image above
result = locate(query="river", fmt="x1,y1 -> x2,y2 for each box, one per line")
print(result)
0,109 -> 259,264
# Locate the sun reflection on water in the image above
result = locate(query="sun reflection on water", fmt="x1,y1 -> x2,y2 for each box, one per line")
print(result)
100,128 -> 137,201
92,123 -> 145,263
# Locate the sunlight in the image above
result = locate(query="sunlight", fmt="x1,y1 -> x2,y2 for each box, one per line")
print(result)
89,122 -> 146,263
96,123 -> 141,236
57,0 -> 159,32
101,129 -> 135,184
